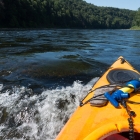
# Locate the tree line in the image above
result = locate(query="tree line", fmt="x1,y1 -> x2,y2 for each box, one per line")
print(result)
132,8 -> 140,27
0,0 -> 137,29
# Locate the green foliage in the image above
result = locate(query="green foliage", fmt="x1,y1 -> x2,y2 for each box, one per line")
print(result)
0,0 -> 136,28
130,26 -> 140,30
133,8 -> 140,27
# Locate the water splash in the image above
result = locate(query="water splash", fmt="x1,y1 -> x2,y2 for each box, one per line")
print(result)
0,84 -> 3,91
0,77 -> 99,140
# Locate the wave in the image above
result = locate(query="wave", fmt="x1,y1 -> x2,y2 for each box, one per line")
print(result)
0,77 -> 99,140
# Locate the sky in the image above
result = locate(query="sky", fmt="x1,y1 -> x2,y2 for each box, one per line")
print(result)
85,0 -> 140,11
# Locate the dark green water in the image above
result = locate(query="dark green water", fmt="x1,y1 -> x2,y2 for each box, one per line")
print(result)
0,29 -> 140,89
0,29 -> 140,140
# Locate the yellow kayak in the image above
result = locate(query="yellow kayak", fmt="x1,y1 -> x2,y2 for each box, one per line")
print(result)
56,56 -> 140,140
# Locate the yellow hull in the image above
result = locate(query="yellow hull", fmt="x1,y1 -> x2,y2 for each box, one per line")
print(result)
56,56 -> 140,140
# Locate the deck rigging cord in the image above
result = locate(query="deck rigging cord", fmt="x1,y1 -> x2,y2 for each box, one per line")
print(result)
80,80 -> 140,107
80,79 -> 140,140
80,83 -> 123,107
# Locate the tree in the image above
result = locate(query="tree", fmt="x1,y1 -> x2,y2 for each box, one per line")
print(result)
133,8 -> 140,27
0,0 -> 5,27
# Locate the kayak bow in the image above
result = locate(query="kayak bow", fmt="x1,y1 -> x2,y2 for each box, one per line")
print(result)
56,56 -> 140,140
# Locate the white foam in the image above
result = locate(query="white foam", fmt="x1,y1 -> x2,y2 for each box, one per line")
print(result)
0,84 -> 3,91
0,78 -> 99,140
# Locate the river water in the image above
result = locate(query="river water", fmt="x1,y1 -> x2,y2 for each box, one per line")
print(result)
0,29 -> 140,140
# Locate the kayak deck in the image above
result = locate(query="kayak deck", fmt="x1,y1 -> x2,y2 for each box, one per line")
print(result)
56,56 -> 140,140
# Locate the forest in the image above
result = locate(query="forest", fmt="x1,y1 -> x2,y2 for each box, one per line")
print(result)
132,8 -> 140,27
0,0 -> 139,29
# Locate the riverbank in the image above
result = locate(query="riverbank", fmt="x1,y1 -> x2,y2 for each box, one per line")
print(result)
130,26 -> 140,30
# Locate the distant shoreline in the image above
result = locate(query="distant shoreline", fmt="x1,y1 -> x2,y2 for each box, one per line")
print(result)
130,26 -> 140,30
1,27 -> 139,31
